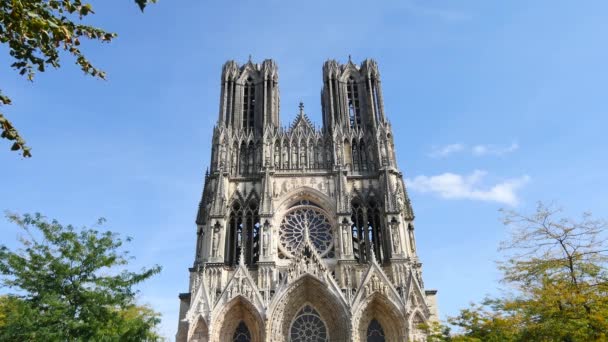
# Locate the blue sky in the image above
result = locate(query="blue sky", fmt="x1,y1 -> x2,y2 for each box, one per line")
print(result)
1,0 -> 608,338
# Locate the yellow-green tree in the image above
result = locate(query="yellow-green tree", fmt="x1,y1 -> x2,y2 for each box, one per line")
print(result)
448,203 -> 608,342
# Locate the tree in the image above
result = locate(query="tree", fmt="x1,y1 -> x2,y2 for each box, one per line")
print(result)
0,213 -> 163,341
449,202 -> 608,342
0,0 -> 156,157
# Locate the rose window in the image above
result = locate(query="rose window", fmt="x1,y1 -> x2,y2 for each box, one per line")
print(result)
289,305 -> 328,342
279,203 -> 333,257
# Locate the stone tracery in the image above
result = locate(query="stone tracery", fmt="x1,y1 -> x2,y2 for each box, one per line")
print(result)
279,204 -> 333,257
178,58 -> 437,342
289,305 -> 328,342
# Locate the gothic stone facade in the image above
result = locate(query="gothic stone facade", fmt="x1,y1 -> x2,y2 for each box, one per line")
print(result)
176,58 -> 438,342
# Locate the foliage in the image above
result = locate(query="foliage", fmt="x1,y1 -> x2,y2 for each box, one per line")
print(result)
447,202 -> 608,342
0,0 -> 156,157
0,213 -> 163,341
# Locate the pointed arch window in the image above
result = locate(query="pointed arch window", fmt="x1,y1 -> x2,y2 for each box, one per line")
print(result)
360,141 -> 368,171
351,199 -> 367,263
226,203 -> 244,266
226,200 -> 260,266
247,142 -> 255,174
289,305 -> 328,342
347,76 -> 361,129
351,198 -> 387,264
371,76 -> 381,123
244,200 -> 261,264
367,198 -> 387,263
233,321 -> 251,342
239,142 -> 247,175
367,319 -> 386,342
243,77 -> 255,130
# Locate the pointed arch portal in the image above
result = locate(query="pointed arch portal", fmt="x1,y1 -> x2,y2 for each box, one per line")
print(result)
215,297 -> 264,342
354,294 -> 405,342
269,275 -> 349,342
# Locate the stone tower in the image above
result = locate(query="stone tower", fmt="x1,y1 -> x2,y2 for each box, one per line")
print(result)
176,58 -> 438,342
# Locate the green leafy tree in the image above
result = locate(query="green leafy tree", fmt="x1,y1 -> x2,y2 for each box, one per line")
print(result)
0,213 -> 163,341
0,0 -> 156,157
448,202 -> 608,342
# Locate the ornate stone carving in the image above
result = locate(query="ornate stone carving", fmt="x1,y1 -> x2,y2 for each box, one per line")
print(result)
211,223 -> 220,258
364,274 -> 388,297
261,221 -> 270,257
278,205 -> 333,258
178,58 -> 436,342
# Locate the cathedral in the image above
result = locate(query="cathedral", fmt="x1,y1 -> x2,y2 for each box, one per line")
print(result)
176,58 -> 438,342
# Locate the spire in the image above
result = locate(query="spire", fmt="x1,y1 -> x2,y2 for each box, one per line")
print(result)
289,102 -> 314,132
298,101 -> 305,115
260,167 -> 273,215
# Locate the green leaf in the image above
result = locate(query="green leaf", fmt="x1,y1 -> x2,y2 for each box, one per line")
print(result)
0,214 -> 163,340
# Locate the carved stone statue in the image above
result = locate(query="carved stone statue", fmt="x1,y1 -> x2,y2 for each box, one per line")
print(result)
212,226 -> 220,257
391,226 -> 401,254
178,59 -> 438,342
409,225 -> 417,253
342,225 -> 350,255
262,223 -> 270,256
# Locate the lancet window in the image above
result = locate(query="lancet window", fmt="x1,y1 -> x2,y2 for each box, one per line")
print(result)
351,198 -> 388,264
351,200 -> 366,263
347,76 -> 361,129
239,143 -> 247,175
351,139 -> 371,172
225,200 -> 260,266
247,142 -> 255,174
367,319 -> 386,342
242,77 -> 255,130
371,77 -> 381,123
226,203 -> 243,266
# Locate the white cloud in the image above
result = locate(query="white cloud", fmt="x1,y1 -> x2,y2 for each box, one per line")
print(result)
472,142 -> 519,156
430,142 -> 519,158
429,143 -> 465,158
406,170 -> 530,206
